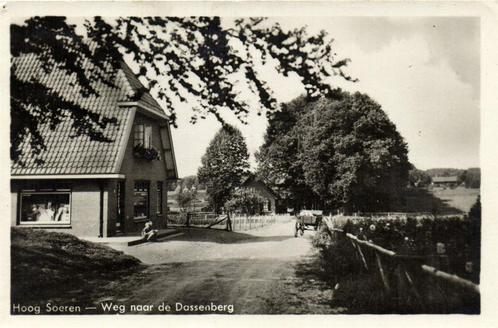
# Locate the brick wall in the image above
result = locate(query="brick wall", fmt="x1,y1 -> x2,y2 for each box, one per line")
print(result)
117,112 -> 170,235
10,179 -> 104,237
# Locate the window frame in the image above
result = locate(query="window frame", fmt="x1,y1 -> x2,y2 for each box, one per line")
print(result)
18,190 -> 72,226
134,124 -> 153,148
156,181 -> 164,215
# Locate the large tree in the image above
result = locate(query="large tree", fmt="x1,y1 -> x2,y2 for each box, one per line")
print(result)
11,16 -> 355,164
257,92 -> 411,213
255,96 -> 318,210
197,125 -> 250,212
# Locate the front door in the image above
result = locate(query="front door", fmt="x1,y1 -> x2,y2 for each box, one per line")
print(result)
116,180 -> 125,233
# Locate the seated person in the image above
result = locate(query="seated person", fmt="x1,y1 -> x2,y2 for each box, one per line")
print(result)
141,221 -> 158,241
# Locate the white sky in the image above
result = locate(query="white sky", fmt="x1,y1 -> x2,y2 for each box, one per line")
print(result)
171,17 -> 480,177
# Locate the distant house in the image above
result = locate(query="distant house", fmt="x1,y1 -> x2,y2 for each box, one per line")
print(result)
432,176 -> 459,188
11,52 -> 178,237
240,175 -> 278,214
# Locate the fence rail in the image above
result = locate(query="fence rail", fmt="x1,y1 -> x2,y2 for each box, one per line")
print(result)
231,214 -> 289,232
167,212 -> 289,231
323,216 -> 479,312
167,212 -> 223,227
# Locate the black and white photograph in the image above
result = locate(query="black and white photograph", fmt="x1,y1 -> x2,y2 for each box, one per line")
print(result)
2,0 -> 498,324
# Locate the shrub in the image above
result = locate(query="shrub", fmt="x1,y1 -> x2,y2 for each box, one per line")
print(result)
225,189 -> 266,215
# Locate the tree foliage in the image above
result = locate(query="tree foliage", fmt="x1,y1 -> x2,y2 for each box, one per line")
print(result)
257,92 -> 411,213
225,189 -> 265,215
197,125 -> 250,212
255,96 -> 317,209
176,189 -> 196,213
468,195 -> 481,220
463,168 -> 480,189
11,16 -> 354,164
408,168 -> 432,187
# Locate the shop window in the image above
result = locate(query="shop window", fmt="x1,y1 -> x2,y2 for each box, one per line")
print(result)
19,191 -> 71,225
156,181 -> 163,215
133,181 -> 150,220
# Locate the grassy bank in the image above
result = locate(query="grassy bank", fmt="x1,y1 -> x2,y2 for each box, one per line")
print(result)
11,228 -> 143,306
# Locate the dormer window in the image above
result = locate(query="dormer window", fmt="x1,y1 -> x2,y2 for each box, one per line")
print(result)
134,124 -> 152,148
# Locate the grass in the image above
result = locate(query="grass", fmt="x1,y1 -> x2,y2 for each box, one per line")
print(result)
431,187 -> 480,213
11,227 -> 143,306
395,187 -> 479,214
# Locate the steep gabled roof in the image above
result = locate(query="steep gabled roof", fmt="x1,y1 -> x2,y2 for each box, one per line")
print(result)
11,53 -> 170,176
119,63 -> 166,116
241,174 -> 279,199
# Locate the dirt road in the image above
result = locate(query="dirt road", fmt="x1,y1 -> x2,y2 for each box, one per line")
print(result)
101,220 -> 345,314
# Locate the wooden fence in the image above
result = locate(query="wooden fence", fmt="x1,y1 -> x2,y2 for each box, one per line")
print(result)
323,217 -> 479,313
231,214 -> 290,232
167,212 -> 229,229
167,212 -> 288,231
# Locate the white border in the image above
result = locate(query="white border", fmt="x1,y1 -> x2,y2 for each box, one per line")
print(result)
1,2 -> 497,328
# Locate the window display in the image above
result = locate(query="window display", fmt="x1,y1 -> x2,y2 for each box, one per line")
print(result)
20,192 -> 71,224
134,181 -> 149,219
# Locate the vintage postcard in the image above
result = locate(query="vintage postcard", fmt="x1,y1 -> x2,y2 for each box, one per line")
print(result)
1,1 -> 498,327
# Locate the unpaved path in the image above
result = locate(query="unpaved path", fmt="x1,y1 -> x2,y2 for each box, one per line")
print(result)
99,221 -> 346,314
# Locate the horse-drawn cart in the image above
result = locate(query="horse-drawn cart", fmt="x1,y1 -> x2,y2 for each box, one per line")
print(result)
294,210 -> 323,237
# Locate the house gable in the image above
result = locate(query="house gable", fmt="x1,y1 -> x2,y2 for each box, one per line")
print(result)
241,176 -> 279,200
11,53 -> 177,178
118,111 -> 172,180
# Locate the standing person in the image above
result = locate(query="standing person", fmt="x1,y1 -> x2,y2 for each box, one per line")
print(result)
142,221 -> 158,241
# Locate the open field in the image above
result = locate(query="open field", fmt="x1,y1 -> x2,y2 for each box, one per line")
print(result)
431,187 -> 480,213
398,187 -> 479,214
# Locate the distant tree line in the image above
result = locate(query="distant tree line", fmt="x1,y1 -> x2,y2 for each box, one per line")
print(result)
411,167 -> 481,189
167,175 -> 206,192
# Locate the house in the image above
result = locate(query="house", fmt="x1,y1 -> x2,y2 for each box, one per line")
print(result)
432,176 -> 459,188
240,175 -> 278,214
11,52 -> 178,237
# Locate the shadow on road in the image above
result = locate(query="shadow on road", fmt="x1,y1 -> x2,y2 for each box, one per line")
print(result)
158,226 -> 297,244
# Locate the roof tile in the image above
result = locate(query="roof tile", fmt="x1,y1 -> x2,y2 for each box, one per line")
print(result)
11,53 -> 165,176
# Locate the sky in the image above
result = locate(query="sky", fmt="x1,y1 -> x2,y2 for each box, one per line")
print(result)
168,17 -> 480,177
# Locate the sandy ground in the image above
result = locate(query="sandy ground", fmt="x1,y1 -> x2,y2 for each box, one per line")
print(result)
100,221 -> 346,314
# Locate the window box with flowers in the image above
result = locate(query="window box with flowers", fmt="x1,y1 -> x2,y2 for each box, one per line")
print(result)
133,143 -> 161,161
133,124 -> 160,161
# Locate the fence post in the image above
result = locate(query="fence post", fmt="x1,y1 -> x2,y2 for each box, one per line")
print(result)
185,212 -> 190,227
375,251 -> 391,293
226,213 -> 232,231
354,241 -> 369,271
401,263 -> 425,311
